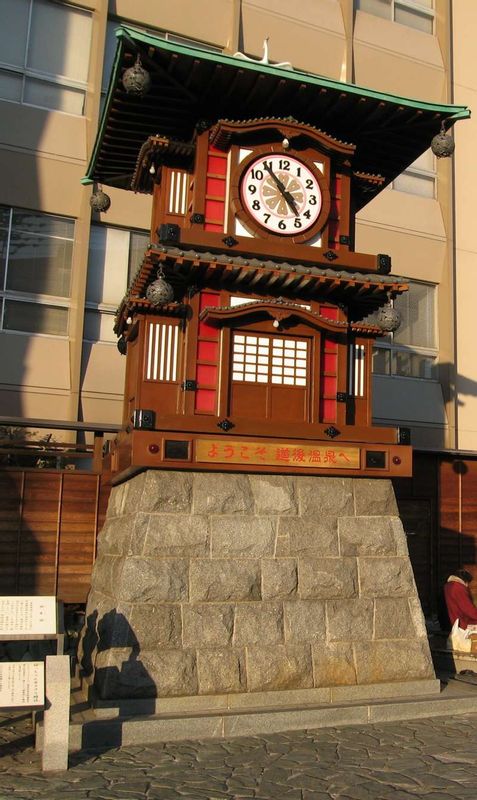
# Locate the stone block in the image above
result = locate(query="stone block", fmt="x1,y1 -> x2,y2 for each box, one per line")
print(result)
182,604 -> 234,647
296,477 -> 354,517
42,655 -> 70,772
339,516 -> 406,557
95,603 -> 136,649
275,535 -> 290,556
117,558 -> 189,603
146,649 -> 206,698
312,642 -> 357,686
106,482 -> 127,518
95,647 -> 198,698
248,475 -> 297,515
143,514 -> 209,558
246,645 -> 313,692
140,470 -> 193,513
408,596 -> 429,638
192,473 -> 253,514
129,604 -> 182,649
96,516 -> 135,557
197,649 -> 246,694
284,599 -> 326,644
374,598 -> 415,639
189,559 -> 261,602
354,640 -> 435,684
354,478 -> 398,516
234,603 -> 283,646
120,472 -> 147,516
90,555 -> 124,598
283,517 -> 339,557
128,512 -> 149,555
211,516 -> 276,558
326,598 -> 374,641
262,559 -> 298,600
358,557 -> 416,598
298,557 -> 358,599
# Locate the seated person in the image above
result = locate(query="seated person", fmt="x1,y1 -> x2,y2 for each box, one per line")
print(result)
444,570 -> 477,646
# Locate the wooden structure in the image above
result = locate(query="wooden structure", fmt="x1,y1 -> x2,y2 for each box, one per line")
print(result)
0,419 -> 115,603
84,29 -> 467,483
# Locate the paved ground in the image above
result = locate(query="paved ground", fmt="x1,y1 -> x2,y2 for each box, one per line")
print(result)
2,708 -> 477,799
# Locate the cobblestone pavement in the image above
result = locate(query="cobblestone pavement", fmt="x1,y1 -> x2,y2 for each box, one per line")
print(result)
2,710 -> 477,799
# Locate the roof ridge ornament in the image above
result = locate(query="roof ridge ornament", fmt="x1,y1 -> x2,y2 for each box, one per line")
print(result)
233,37 -> 293,70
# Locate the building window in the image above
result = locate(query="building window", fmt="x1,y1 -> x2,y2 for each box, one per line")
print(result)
84,224 -> 149,343
356,0 -> 434,34
0,0 -> 92,115
0,206 -> 74,335
372,282 -> 438,379
393,149 -> 436,198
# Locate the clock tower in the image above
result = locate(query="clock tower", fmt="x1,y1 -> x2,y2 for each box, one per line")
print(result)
79,27 -> 469,715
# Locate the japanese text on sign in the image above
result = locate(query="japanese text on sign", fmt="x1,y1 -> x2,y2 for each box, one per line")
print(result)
195,440 -> 360,469
0,662 -> 44,707
0,597 -> 57,636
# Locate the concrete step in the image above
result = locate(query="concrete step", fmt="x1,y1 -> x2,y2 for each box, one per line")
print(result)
38,672 -> 477,752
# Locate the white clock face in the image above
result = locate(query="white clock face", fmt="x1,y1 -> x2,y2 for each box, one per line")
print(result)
240,154 -> 323,236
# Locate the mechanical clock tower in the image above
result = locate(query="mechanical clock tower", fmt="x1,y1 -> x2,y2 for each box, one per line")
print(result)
112,117 -> 410,480
80,27 -> 468,715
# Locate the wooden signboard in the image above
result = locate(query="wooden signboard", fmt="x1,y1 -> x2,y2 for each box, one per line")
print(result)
195,439 -> 360,470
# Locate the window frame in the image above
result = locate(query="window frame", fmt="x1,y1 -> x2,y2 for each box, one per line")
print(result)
372,281 -> 439,381
356,0 -> 435,34
0,0 -> 92,116
0,204 -> 75,337
83,224 -> 149,344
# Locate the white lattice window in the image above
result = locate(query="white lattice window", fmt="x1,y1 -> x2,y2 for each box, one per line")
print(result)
232,334 -> 308,387
271,339 -> 307,386
349,344 -> 366,397
146,323 -> 179,381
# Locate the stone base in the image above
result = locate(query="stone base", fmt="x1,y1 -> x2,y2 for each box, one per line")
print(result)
79,471 -> 435,701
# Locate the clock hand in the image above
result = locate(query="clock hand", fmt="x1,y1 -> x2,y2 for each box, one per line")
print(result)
264,164 -> 299,215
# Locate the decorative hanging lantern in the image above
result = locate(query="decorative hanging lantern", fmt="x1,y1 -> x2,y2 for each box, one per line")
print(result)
89,188 -> 111,213
122,55 -> 151,97
375,303 -> 401,333
431,122 -> 455,159
146,268 -> 174,307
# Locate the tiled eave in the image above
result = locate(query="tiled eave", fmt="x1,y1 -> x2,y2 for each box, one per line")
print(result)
114,245 -> 407,335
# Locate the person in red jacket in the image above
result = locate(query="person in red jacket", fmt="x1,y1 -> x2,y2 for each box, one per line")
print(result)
444,570 -> 477,630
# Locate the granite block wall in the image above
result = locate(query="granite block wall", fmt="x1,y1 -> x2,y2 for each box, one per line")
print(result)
80,471 -> 434,700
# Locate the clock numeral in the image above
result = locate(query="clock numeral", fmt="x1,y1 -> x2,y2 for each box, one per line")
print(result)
296,167 -> 301,177
262,160 -> 272,170
278,159 -> 290,171
306,179 -> 314,190
252,200 -> 261,211
303,210 -> 311,220
251,168 -> 263,180
278,220 -> 287,231
248,184 -> 257,195
263,213 -> 271,224
294,218 -> 302,228
309,195 -> 317,205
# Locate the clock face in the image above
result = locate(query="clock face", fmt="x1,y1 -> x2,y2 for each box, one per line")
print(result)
240,154 -> 323,237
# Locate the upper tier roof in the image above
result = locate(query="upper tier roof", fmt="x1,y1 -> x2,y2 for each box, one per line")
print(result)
83,26 -> 470,210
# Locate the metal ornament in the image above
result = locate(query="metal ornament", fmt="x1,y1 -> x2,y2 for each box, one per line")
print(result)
431,123 -> 455,159
146,268 -> 174,307
89,189 -> 111,212
375,304 -> 401,333
122,55 -> 152,97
